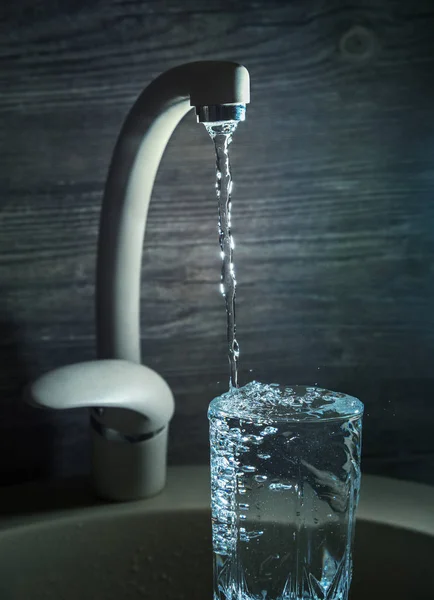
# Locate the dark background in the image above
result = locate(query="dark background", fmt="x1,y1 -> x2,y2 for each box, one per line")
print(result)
1,0 -> 433,486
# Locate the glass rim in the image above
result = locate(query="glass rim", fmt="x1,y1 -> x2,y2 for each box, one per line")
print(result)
208,407 -> 363,424
208,383 -> 364,424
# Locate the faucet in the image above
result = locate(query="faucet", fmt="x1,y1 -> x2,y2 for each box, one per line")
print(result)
26,61 -> 250,501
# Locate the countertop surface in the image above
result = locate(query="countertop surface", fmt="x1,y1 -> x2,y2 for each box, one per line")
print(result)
0,467 -> 433,536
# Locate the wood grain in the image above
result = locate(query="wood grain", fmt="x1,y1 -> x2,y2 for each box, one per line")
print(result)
1,0 -> 434,485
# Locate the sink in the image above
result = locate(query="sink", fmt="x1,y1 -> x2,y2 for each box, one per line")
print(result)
0,467 -> 432,600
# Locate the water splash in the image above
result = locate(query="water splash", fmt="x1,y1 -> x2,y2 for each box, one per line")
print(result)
205,121 -> 240,389
212,381 -> 363,423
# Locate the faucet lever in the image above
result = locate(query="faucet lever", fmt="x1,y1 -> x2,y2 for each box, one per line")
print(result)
26,360 -> 174,501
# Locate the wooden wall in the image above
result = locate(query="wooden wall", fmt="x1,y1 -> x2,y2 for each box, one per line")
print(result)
1,0 -> 434,486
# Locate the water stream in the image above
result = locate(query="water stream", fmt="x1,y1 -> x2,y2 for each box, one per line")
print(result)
205,121 -> 364,600
205,122 -> 240,389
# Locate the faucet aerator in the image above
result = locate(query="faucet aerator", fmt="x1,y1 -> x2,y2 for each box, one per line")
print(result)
196,103 -> 246,123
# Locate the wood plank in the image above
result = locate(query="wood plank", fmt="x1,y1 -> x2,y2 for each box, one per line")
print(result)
1,0 -> 434,485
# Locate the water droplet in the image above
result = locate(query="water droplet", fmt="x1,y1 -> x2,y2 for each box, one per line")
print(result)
254,474 -> 267,483
257,453 -> 271,460
260,426 -> 278,436
242,434 -> 263,445
240,529 -> 264,542
241,465 -> 256,473
269,482 -> 293,491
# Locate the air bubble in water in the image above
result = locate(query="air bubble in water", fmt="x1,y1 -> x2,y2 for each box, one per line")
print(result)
269,482 -> 293,491
260,426 -> 278,436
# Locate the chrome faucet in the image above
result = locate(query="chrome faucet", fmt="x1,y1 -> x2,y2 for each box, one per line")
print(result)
26,62 -> 250,501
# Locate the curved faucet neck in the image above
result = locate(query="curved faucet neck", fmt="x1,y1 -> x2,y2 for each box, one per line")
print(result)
96,95 -> 190,363
96,61 -> 249,364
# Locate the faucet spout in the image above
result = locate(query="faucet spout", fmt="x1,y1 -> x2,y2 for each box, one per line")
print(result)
96,61 -> 249,363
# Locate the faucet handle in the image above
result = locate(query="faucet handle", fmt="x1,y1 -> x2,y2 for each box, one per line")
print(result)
26,360 -> 175,501
27,360 -> 174,429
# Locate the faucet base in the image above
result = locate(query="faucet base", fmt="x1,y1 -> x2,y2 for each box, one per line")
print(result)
91,425 -> 169,501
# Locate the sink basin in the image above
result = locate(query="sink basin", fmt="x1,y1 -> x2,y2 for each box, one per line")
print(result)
0,467 -> 432,599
